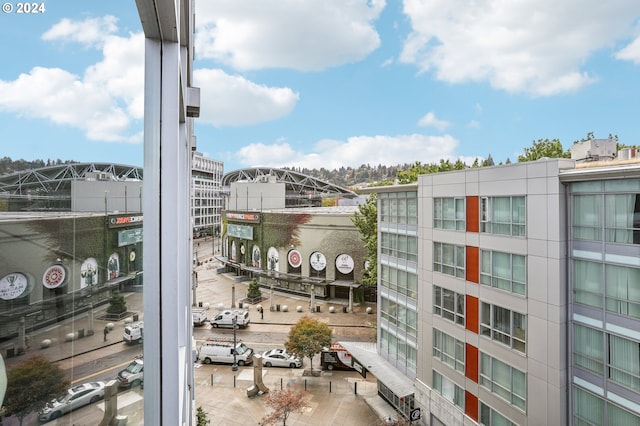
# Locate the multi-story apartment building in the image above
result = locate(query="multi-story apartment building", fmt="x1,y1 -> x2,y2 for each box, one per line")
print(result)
357,142 -> 640,425
191,151 -> 224,237
417,159 -> 572,425
562,161 -> 640,426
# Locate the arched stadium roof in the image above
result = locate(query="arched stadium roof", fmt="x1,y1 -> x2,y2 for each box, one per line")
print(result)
0,163 -> 143,195
222,167 -> 356,197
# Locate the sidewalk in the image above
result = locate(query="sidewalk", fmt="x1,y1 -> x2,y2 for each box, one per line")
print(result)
193,259 -> 389,425
1,256 -> 390,425
2,292 -> 143,372
194,262 -> 388,426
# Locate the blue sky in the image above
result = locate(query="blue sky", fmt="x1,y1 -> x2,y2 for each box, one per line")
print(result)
1,1 -> 640,174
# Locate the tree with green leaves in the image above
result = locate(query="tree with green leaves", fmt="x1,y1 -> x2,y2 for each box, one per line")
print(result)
259,388 -> 309,426
3,355 -> 69,426
247,278 -> 262,301
517,138 -> 570,162
352,193 -> 377,286
284,316 -> 332,371
107,291 -> 127,315
196,406 -> 210,426
396,159 -> 467,184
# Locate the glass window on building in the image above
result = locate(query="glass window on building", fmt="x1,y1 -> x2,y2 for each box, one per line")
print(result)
572,179 -> 640,244
381,232 -> 418,263
480,250 -> 526,295
379,191 -> 418,225
434,197 -> 465,230
433,328 -> 465,373
433,370 -> 465,411
433,242 -> 465,278
433,285 -> 465,326
480,303 -> 526,353
573,194 -> 602,241
574,259 -> 640,319
573,324 -> 604,375
573,259 -> 604,309
480,196 -> 526,236
480,353 -> 527,411
480,403 -> 516,426
380,264 -> 418,299
605,264 -> 640,319
573,385 -> 640,425
608,334 -> 640,392
381,294 -> 418,342
605,193 -> 640,244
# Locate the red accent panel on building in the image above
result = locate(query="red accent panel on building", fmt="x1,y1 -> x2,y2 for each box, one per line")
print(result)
465,391 -> 479,422
466,196 -> 479,233
466,343 -> 479,383
466,245 -> 479,283
466,295 -> 479,334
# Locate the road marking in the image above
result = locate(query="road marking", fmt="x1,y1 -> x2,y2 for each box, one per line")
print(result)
71,359 -> 132,384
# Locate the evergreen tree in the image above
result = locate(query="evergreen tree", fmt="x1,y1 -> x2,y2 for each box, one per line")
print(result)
107,291 -> 127,314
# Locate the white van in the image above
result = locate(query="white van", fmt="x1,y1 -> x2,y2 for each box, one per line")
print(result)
123,321 -> 144,344
210,309 -> 250,328
198,339 -> 254,366
192,308 -> 208,326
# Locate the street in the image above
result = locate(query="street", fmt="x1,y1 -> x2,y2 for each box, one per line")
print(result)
1,240 -> 382,425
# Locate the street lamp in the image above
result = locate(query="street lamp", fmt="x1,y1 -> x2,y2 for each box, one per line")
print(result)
231,315 -> 238,371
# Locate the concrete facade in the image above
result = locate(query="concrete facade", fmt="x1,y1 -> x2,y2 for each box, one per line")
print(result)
367,156 -> 640,425
414,159 -> 574,425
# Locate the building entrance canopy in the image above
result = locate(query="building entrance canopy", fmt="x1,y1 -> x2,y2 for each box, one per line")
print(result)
338,341 -> 414,399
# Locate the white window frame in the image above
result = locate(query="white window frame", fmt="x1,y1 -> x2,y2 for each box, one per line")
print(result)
480,302 -> 526,353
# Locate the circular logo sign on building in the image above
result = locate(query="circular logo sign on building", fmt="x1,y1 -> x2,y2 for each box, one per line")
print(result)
43,265 -> 67,289
335,254 -> 354,274
0,272 -> 29,300
288,250 -> 302,268
310,252 -> 327,271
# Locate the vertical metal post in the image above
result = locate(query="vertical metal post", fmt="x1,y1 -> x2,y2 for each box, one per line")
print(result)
231,315 -> 238,371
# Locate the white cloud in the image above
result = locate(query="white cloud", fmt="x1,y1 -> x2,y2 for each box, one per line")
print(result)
0,18 -> 144,142
85,32 -> 145,119
417,112 -> 450,131
0,67 -> 133,142
615,36 -> 640,64
42,15 -> 119,47
194,69 -> 299,127
195,0 -> 385,71
234,133 -> 459,169
467,120 -> 480,129
381,57 -> 394,67
400,0 -> 640,96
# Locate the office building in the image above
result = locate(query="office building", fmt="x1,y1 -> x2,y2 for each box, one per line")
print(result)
191,151 -> 224,237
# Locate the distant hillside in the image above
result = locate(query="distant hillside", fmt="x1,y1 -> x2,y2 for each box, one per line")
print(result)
0,157 -> 78,176
282,164 -> 409,188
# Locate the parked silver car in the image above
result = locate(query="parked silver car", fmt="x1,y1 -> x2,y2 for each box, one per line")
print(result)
38,381 -> 106,422
261,348 -> 302,368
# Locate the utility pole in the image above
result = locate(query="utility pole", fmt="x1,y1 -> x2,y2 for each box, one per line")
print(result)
231,315 -> 238,371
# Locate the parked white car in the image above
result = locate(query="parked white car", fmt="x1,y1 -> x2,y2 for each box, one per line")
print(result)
261,348 -> 302,368
38,381 -> 106,422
